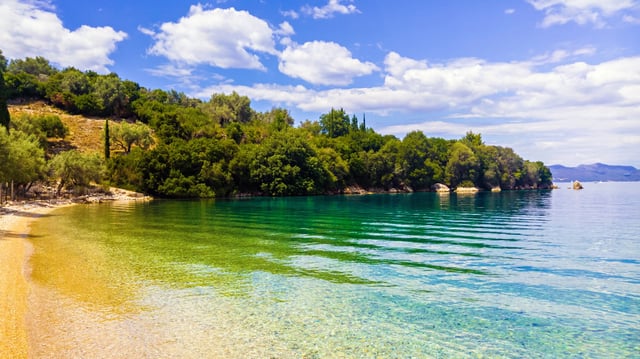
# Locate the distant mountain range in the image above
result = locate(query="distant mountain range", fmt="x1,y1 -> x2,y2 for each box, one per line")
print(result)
549,163 -> 640,182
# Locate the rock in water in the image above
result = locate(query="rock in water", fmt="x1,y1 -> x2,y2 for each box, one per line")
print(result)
431,183 -> 450,193
573,180 -> 584,190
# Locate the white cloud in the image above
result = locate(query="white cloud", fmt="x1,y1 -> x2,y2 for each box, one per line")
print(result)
526,0 -> 638,27
275,21 -> 295,46
145,63 -> 194,78
281,9 -> 300,19
530,46 -> 596,64
276,21 -> 295,37
623,14 -> 640,23
196,51 -> 640,165
278,41 -> 379,86
137,26 -> 156,37
505,8 -> 516,15
301,0 -> 360,19
146,5 -> 277,70
200,52 -> 640,117
0,0 -> 126,72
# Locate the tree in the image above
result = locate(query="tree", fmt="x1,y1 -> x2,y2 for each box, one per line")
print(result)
104,119 -> 110,159
0,66 -> 9,130
0,50 -> 7,72
399,131 -> 431,190
110,121 -> 154,154
0,128 -> 46,199
10,114 -> 67,149
319,108 -> 350,138
445,142 -> 480,188
247,129 -> 330,196
259,107 -> 294,132
494,146 -> 524,189
4,56 -> 57,100
204,92 -> 254,126
93,73 -> 127,117
49,150 -> 102,195
7,56 -> 57,76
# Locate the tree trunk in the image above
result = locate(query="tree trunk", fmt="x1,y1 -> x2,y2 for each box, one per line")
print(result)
57,180 -> 65,197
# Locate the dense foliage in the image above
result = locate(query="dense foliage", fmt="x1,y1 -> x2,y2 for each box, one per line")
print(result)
1,53 -> 553,198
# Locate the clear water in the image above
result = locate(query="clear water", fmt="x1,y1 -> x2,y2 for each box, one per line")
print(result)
27,183 -> 640,358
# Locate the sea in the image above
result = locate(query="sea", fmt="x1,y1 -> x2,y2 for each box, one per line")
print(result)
26,182 -> 640,358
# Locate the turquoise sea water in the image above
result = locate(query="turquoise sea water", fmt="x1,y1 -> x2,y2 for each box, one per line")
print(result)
28,182 -> 640,358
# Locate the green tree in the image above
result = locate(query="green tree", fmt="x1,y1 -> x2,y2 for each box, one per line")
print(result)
0,66 -> 9,130
45,67 -> 92,110
445,142 -> 480,188
399,131 -> 431,190
4,56 -> 57,100
104,119 -> 110,159
495,146 -> 524,189
10,114 -> 67,149
260,107 -> 294,132
7,56 -> 57,76
93,73 -> 126,116
49,150 -> 103,195
204,92 -> 254,126
0,50 -> 7,72
247,129 -> 330,196
110,121 -> 154,154
317,147 -> 348,190
0,128 -> 46,198
319,108 -> 350,138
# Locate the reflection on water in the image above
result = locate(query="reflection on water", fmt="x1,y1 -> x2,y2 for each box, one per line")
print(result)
27,185 -> 640,358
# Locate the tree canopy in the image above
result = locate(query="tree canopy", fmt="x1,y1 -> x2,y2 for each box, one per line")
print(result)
2,53 -> 554,198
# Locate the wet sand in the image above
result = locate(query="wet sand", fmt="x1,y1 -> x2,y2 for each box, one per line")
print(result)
1,190 -> 149,358
0,203 -> 71,359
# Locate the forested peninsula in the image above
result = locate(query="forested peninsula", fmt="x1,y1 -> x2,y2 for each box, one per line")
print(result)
0,54 -> 553,199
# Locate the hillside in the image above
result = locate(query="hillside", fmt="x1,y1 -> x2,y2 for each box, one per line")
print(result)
549,163 -> 640,182
1,56 -> 554,197
8,101 -> 106,155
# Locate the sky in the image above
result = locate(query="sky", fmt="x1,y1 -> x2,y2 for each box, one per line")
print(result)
1,0 -> 639,167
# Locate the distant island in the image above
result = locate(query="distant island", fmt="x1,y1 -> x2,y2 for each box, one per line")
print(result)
549,163 -> 640,182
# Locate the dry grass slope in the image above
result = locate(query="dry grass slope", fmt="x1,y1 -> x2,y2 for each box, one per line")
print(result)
8,101 -> 106,155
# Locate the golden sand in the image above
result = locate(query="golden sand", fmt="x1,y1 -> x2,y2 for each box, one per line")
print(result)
0,203 -> 72,358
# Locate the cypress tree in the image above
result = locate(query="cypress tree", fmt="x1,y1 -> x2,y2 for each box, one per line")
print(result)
104,119 -> 110,159
0,70 -> 9,131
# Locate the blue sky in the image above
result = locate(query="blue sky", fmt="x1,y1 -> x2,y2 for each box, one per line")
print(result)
1,0 -> 639,167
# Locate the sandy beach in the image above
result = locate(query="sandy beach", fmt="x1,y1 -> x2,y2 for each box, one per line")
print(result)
0,188 -> 149,358
0,201 -> 72,358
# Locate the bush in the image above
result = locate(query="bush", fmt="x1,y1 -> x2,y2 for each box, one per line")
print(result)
49,150 -> 103,194
39,114 -> 68,138
11,114 -> 67,140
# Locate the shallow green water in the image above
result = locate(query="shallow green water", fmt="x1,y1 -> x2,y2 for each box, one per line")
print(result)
29,183 -> 640,358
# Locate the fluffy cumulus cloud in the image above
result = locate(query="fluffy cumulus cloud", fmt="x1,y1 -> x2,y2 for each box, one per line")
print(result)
0,0 -> 126,72
201,50 -> 640,165
145,5 -> 277,70
378,53 -> 640,166
204,51 -> 640,117
301,0 -> 359,19
279,41 -> 379,86
527,0 -> 638,27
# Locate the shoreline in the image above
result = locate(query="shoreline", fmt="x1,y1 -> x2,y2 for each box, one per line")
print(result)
0,191 -> 151,358
0,201 -> 72,359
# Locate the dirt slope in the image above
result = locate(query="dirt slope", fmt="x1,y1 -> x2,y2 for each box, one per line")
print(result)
8,101 -> 106,155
